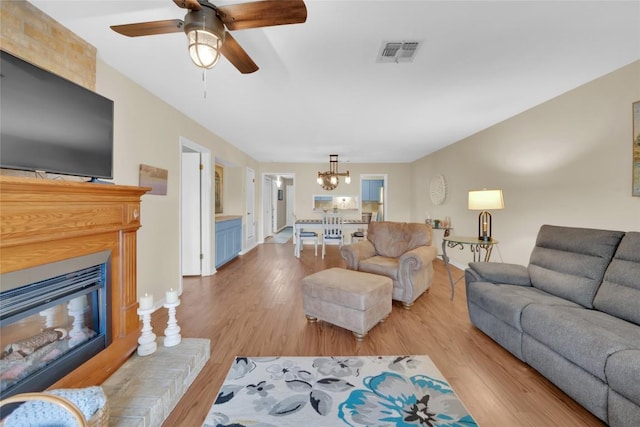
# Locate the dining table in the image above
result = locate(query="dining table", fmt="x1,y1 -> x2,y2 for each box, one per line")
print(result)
294,218 -> 370,255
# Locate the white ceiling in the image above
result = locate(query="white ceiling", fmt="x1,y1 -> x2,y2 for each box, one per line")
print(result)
30,1 -> 640,164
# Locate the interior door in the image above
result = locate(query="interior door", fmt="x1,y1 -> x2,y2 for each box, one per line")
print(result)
263,176 -> 273,240
286,185 -> 295,227
181,152 -> 201,275
245,167 -> 256,247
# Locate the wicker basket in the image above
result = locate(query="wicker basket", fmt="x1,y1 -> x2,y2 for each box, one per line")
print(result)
0,392 -> 109,427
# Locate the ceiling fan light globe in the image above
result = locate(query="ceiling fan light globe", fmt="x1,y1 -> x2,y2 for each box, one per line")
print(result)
330,175 -> 338,185
188,29 -> 221,68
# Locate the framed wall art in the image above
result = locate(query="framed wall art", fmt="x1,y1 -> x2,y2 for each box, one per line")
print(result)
139,164 -> 168,195
634,100 -> 640,197
215,164 -> 224,213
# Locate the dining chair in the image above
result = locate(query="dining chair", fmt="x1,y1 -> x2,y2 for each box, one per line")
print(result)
321,213 -> 344,258
294,216 -> 318,258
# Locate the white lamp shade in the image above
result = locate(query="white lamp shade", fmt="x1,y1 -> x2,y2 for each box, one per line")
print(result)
188,29 -> 222,69
468,190 -> 504,210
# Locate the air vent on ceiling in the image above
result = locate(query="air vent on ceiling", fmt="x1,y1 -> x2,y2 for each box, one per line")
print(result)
377,40 -> 423,63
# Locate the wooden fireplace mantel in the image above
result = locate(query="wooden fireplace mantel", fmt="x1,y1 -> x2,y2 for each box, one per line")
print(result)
0,176 -> 150,388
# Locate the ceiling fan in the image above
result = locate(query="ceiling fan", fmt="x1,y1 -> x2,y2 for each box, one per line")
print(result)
110,0 -> 307,73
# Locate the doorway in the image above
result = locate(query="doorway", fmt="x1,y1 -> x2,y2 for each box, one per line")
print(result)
261,172 -> 295,242
361,174 -> 387,222
180,138 -> 212,281
263,176 -> 273,240
246,167 -> 256,249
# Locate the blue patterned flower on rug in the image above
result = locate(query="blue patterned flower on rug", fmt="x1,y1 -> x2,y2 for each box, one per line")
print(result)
392,356 -> 424,374
338,372 -> 477,427
264,372 -> 355,417
252,396 -> 277,412
214,359 -> 261,405
215,385 -> 244,405
313,357 -> 364,378
227,357 -> 256,380
266,359 -> 313,382
246,381 -> 275,397
371,356 -> 423,373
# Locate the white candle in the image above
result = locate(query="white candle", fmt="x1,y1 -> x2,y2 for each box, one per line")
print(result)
68,296 -> 86,311
139,293 -> 153,310
166,288 -> 178,304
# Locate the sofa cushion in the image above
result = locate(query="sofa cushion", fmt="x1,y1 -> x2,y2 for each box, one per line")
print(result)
528,225 -> 624,308
521,305 -> 640,381
594,231 -> 640,326
606,350 -> 640,408
608,389 -> 640,427
522,334 -> 609,422
467,262 -> 531,286
359,256 -> 399,281
367,222 -> 430,258
466,281 -> 580,332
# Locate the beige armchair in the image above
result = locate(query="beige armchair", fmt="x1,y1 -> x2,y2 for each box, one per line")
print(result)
340,221 -> 437,309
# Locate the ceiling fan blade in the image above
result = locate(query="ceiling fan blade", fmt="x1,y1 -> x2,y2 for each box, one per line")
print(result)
217,0 -> 307,31
172,0 -> 201,11
220,31 -> 259,74
110,20 -> 184,37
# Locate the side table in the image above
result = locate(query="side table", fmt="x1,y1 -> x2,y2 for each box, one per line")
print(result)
430,226 -> 452,256
442,236 -> 500,300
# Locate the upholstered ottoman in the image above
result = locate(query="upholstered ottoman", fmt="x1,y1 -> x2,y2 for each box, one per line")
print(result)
301,267 -> 392,341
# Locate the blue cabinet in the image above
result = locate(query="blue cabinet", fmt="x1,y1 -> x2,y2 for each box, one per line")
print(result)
362,180 -> 383,202
215,217 -> 242,268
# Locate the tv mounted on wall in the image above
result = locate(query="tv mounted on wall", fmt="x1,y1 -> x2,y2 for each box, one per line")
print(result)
0,50 -> 114,180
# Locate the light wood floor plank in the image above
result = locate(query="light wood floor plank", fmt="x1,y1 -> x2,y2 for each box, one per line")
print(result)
152,242 -> 604,426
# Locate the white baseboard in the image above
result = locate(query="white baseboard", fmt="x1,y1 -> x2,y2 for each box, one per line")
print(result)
437,256 -> 467,272
450,260 -> 467,271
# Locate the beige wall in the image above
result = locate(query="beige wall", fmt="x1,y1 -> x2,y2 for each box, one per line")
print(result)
411,60 -> 640,267
96,60 -> 258,298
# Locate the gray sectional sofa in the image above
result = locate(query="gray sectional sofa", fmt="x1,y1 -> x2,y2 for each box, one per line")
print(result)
464,225 -> 640,426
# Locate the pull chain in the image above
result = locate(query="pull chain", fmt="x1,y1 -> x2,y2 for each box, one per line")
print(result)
202,69 -> 207,99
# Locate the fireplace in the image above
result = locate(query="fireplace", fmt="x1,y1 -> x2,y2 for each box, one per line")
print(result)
1,251 -> 112,399
0,176 -> 148,393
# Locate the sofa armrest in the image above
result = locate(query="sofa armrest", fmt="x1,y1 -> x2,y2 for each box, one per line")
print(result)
340,240 -> 376,270
467,262 -> 531,286
399,245 -> 438,272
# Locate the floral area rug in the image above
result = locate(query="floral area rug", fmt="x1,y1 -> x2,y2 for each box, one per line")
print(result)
204,355 -> 478,427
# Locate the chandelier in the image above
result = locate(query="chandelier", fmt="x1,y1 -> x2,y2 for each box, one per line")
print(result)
317,154 -> 351,191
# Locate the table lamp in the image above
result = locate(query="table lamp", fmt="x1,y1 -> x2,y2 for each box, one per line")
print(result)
468,189 -> 504,242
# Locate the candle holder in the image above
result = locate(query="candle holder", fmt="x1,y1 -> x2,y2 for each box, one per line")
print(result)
137,307 -> 157,356
39,306 -> 57,329
163,300 -> 181,347
67,302 -> 88,348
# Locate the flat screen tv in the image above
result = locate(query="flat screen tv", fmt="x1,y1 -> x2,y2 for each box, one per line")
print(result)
0,50 -> 114,180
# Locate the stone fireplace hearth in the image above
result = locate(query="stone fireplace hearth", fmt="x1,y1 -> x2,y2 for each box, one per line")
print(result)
0,176 -> 148,393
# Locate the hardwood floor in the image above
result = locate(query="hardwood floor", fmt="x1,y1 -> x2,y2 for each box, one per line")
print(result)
153,242 -> 604,427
